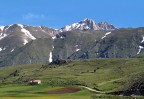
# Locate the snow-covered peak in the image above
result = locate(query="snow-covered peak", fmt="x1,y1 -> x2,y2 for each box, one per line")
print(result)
59,18 -> 100,32
59,18 -> 116,32
17,24 -> 24,28
83,18 -> 93,22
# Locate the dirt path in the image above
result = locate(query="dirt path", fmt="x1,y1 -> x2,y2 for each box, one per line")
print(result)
80,86 -> 105,93
46,86 -> 104,94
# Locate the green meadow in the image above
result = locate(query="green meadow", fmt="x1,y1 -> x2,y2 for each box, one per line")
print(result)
0,58 -> 144,98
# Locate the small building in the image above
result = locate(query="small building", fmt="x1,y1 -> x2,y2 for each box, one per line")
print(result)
29,80 -> 41,85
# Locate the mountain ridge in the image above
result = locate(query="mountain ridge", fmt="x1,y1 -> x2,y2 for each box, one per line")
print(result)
0,18 -> 144,67
0,18 -> 117,32
59,18 -> 116,32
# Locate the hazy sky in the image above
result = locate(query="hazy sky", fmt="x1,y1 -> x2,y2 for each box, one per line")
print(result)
0,0 -> 144,28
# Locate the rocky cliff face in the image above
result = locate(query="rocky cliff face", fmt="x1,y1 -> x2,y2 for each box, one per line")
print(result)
98,22 -> 116,30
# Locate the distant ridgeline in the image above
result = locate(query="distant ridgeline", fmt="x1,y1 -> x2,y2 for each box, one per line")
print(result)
0,19 -> 144,66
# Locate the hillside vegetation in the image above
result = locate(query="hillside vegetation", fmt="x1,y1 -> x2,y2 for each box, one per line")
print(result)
0,58 -> 144,96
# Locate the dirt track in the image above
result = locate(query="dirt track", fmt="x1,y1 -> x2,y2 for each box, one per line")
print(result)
47,87 -> 81,94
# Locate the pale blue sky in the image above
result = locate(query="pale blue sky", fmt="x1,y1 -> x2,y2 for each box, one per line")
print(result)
0,0 -> 143,28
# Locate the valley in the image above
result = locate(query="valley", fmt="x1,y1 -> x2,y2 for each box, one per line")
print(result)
0,19 -> 144,98
1,0 -> 144,98
0,58 -> 144,98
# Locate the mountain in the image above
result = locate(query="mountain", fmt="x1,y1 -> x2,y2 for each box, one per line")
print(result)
0,18 -> 144,67
59,18 -> 116,32
0,38 -> 53,66
52,28 -> 144,60
69,28 -> 144,59
0,18 -> 115,61
1,27 -> 144,67
0,24 -> 57,58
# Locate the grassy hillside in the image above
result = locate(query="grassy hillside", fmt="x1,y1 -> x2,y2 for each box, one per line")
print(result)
0,58 -> 144,98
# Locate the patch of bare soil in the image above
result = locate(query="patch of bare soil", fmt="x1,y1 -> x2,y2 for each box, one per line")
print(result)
47,87 -> 81,94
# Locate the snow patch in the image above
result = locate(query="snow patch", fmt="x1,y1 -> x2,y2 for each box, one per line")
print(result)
5,25 -> 10,31
72,23 -> 78,27
5,24 -> 12,31
0,26 -> 5,31
52,45 -> 54,49
0,34 -> 7,40
11,48 -> 15,52
23,39 -> 28,45
101,32 -> 111,39
52,36 -> 57,40
0,47 -> 6,51
50,35 -> 56,63
65,25 -> 72,31
29,59 -> 32,64
54,29 -> 58,30
76,49 -> 80,52
39,26 -> 46,33
59,30 -> 63,32
60,36 -> 65,39
60,20 -> 91,32
0,48 -> 2,51
137,36 -> 144,54
75,45 -> 78,47
75,45 -> 81,52
141,37 -> 144,43
137,46 -> 144,55
3,47 -> 6,50
83,18 -> 91,21
18,24 -> 36,40
49,52 -> 53,63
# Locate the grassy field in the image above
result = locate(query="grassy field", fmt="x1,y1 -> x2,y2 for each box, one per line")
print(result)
0,58 -> 144,98
0,84 -> 139,99
0,84 -> 92,99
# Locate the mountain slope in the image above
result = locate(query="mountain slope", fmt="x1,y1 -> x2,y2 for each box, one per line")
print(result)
69,28 -> 144,59
0,24 -> 56,58
0,18 -> 116,60
1,27 -> 144,66
0,30 -> 109,66
52,30 -> 108,61
0,38 -> 53,66
0,19 -> 144,67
